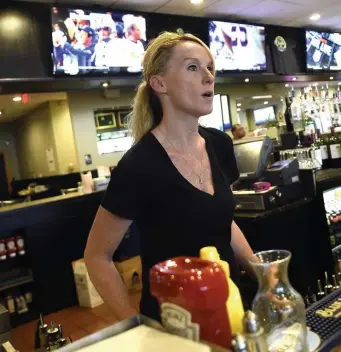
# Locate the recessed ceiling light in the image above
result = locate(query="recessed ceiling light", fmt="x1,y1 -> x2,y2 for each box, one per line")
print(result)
0,111 -> 2,115
237,103 -> 242,107
101,82 -> 109,88
310,13 -> 321,21
285,84 -> 289,87
13,96 -> 22,102
237,108 -> 241,112
292,77 -> 297,81
252,95 -> 273,99
264,101 -> 269,105
245,78 -> 250,83
330,76 -> 334,80
190,0 -> 203,3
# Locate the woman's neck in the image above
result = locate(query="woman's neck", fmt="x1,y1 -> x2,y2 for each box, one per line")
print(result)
156,113 -> 201,150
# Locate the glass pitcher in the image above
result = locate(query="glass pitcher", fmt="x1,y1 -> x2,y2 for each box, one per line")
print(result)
249,250 -> 308,352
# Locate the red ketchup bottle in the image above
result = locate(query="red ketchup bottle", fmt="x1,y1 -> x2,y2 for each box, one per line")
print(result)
150,256 -> 231,348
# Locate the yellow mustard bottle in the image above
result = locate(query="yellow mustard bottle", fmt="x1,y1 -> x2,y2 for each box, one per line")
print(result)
200,246 -> 244,335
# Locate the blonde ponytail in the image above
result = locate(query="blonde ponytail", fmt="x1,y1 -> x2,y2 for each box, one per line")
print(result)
129,31 -> 214,144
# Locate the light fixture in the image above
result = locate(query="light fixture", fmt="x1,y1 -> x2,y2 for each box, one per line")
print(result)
237,108 -> 241,112
252,95 -> 273,100
321,86 -> 325,90
281,98 -> 284,102
190,0 -> 203,3
245,78 -> 250,83
310,13 -> 321,21
338,82 -> 341,85
237,103 -> 242,107
292,77 -> 297,81
101,82 -> 109,88
285,84 -> 289,87
264,101 -> 269,105
330,76 -> 334,80
313,83 -> 318,86
13,96 -> 22,102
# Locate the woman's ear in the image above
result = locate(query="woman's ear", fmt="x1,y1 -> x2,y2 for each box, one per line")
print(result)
149,75 -> 167,94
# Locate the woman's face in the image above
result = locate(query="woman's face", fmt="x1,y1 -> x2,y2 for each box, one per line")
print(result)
155,41 -> 215,118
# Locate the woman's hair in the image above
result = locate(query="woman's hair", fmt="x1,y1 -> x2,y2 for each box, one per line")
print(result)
129,32 -> 214,143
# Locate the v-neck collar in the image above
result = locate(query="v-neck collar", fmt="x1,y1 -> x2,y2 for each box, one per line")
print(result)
148,127 -> 221,197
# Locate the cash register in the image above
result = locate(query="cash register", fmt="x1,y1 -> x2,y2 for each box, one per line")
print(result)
232,137 -> 302,211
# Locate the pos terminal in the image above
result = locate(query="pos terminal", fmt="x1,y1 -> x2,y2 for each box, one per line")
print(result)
232,137 -> 301,211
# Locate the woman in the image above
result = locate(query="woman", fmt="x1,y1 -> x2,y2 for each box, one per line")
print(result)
84,32 -> 254,322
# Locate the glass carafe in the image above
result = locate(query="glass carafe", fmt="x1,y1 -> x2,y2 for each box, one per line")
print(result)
249,250 -> 308,352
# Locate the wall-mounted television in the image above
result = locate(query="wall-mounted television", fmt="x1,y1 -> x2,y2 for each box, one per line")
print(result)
208,21 -> 266,72
306,30 -> 341,71
51,7 -> 147,76
254,106 -> 276,125
199,94 -> 231,131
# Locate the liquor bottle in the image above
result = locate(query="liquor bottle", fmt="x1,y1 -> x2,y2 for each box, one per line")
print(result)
317,279 -> 326,300
329,127 -> 341,168
316,130 -> 329,169
284,97 -> 294,132
328,218 -> 336,247
311,133 -> 322,169
325,272 -> 334,294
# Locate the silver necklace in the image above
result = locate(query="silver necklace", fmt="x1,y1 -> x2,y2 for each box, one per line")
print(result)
158,129 -> 205,185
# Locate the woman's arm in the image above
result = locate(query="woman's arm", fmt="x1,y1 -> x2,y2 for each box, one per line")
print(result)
231,220 -> 254,275
84,206 -> 138,321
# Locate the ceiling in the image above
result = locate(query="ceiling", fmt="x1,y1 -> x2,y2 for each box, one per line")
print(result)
0,92 -> 67,123
15,0 -> 341,30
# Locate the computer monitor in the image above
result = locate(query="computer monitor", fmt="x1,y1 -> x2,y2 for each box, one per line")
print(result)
233,136 -> 273,180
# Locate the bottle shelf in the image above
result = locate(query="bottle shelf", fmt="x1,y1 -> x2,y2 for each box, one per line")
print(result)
0,268 -> 33,293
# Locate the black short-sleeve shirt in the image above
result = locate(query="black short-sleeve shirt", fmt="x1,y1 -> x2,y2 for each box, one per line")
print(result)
102,126 -> 240,321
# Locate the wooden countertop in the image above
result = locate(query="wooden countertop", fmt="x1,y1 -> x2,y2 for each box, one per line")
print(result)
0,191 -> 103,213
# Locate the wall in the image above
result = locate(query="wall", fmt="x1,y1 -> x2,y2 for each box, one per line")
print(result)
50,100 -> 79,174
67,84 -> 290,169
217,82 -> 288,127
14,103 -> 58,179
14,100 -> 79,179
67,90 -> 134,171
0,123 -> 20,181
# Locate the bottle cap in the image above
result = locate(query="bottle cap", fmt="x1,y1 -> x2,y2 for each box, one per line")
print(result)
231,333 -> 248,352
243,310 -> 261,334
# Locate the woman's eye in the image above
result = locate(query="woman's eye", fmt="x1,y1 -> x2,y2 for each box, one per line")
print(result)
207,66 -> 214,73
188,64 -> 197,71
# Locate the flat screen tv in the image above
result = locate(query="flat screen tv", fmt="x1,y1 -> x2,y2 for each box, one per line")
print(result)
208,20 -> 266,72
306,30 -> 341,71
254,106 -> 276,125
51,7 -> 147,75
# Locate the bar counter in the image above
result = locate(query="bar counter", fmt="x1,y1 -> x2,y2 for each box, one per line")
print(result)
0,190 -> 105,326
1,167 -> 340,328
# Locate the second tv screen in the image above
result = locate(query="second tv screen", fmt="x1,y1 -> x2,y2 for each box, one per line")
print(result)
209,21 -> 266,72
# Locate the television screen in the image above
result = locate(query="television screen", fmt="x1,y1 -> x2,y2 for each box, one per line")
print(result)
306,30 -> 341,71
209,21 -> 266,71
51,7 -> 147,75
254,106 -> 275,125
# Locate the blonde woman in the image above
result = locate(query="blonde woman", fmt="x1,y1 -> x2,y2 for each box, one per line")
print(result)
84,32 -> 253,322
